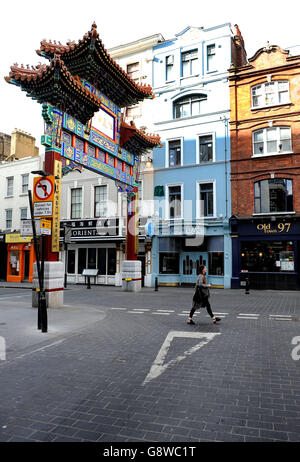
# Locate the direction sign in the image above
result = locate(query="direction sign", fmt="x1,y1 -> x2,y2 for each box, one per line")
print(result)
33,176 -> 55,202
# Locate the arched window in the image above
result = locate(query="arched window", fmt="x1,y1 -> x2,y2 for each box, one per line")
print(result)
251,81 -> 289,108
254,178 -> 293,213
174,94 -> 207,119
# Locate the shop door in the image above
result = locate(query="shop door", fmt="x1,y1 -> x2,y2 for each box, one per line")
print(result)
0,244 -> 7,280
138,254 -> 145,287
24,251 -> 30,280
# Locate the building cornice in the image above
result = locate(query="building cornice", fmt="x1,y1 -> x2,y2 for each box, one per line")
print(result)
109,34 -> 164,58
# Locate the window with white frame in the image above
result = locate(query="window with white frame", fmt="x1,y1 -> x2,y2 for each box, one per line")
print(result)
136,180 -> 143,214
199,182 -> 214,217
126,63 -> 140,118
137,180 -> 143,200
181,49 -> 198,77
94,185 -> 108,217
166,55 -> 174,81
127,62 -> 140,83
6,209 -> 12,229
7,177 -> 14,196
71,188 -> 82,219
198,134 -> 214,163
168,139 -> 182,167
207,44 -> 216,72
251,81 -> 289,108
21,174 -> 29,194
174,94 -> 207,119
20,208 -> 27,220
168,185 -> 182,218
253,127 -> 292,155
254,179 -> 293,213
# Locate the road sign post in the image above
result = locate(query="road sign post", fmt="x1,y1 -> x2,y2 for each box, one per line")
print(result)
28,190 -> 47,331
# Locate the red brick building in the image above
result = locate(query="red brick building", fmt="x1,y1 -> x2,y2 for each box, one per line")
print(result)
229,44 -> 300,289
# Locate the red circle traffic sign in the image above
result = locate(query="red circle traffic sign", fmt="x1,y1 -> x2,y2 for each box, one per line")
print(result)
34,177 -> 54,201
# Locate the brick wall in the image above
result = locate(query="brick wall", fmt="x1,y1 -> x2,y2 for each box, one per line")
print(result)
229,45 -> 300,216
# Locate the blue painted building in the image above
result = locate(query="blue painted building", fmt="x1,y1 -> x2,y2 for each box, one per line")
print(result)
151,24 -> 245,288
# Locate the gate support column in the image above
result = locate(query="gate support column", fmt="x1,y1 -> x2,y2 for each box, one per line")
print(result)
122,191 -> 142,292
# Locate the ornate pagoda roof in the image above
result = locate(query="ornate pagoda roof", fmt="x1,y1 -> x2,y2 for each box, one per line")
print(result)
36,23 -> 154,107
5,57 -> 100,125
120,119 -> 162,155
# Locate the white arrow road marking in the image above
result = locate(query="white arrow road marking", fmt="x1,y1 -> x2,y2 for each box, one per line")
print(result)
142,331 -> 220,386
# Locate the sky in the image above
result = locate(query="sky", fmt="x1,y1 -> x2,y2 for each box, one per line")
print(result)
1,0 -> 300,148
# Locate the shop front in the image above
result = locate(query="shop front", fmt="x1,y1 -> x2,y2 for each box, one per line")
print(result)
231,216 -> 300,290
153,220 -> 232,288
61,218 -> 153,287
5,234 -> 35,283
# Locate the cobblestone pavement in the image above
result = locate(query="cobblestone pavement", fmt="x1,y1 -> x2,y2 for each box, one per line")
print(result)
0,286 -> 299,442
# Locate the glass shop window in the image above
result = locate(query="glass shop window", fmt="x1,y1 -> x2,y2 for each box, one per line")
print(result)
241,241 -> 295,273
78,248 -> 87,274
107,248 -> 116,275
208,252 -> 224,276
88,248 -> 97,269
159,252 -> 179,274
98,248 -> 107,275
67,250 -> 75,274
8,250 -> 20,276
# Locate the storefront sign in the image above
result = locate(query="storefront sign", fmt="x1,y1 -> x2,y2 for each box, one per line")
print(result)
5,234 -> 32,243
234,218 -> 300,238
60,219 -> 120,240
256,222 -> 292,234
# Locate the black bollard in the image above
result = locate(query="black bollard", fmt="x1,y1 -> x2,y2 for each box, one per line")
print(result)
155,277 -> 158,292
87,276 -> 91,289
245,277 -> 250,294
40,291 -> 48,333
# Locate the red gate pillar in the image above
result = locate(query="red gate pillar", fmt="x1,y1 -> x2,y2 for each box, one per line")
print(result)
122,189 -> 142,291
126,194 -> 137,261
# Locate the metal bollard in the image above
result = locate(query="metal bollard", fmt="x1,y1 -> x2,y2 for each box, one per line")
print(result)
87,276 -> 91,289
155,277 -> 158,292
245,277 -> 250,294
